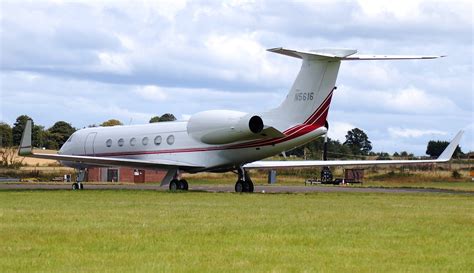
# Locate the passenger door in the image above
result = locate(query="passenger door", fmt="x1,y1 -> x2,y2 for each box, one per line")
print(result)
84,132 -> 97,156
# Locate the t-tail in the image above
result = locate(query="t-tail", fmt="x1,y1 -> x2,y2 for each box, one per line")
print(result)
264,47 -> 444,131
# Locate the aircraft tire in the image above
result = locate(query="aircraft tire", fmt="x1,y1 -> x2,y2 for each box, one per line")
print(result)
169,179 -> 179,191
72,183 -> 79,190
235,180 -> 244,193
180,179 -> 189,191
247,180 -> 254,193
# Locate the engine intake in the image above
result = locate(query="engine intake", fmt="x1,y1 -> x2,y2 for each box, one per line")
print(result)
187,110 -> 264,144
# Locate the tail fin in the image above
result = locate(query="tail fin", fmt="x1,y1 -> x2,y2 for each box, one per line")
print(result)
266,48 -> 354,128
265,47 -> 444,129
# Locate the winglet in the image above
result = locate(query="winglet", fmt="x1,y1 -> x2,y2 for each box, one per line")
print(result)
18,119 -> 33,156
437,130 -> 464,161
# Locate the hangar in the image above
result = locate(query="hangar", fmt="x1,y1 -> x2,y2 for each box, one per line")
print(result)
86,167 -> 166,183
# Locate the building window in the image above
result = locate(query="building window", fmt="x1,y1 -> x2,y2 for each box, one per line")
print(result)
167,135 -> 175,145
130,137 -> 137,146
106,139 -> 112,147
142,137 -> 149,146
118,138 -> 124,147
154,136 -> 162,145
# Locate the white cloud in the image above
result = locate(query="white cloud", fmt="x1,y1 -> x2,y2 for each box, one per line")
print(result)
97,52 -> 131,74
181,114 -> 191,121
334,86 -> 460,114
388,127 -> 447,138
328,121 -> 355,142
134,85 -> 168,101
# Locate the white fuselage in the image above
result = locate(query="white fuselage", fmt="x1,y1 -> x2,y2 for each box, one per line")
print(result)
59,121 -> 327,172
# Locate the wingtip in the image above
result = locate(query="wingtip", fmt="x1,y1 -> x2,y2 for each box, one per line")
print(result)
437,130 -> 464,161
18,119 -> 33,156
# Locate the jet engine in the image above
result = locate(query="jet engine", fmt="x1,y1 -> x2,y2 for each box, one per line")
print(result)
186,110 -> 264,144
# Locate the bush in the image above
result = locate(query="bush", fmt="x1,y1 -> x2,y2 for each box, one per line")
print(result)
451,170 -> 462,179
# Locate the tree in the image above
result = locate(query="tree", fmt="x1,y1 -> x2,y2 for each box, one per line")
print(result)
376,152 -> 391,160
426,140 -> 462,158
149,116 -> 161,123
150,114 -> 176,123
0,122 -> 13,147
43,131 -> 63,150
343,128 -> 372,155
159,113 -> 176,122
47,121 -> 76,149
33,125 -> 46,148
100,119 -> 123,127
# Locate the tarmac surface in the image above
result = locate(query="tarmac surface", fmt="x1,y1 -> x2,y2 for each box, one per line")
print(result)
0,183 -> 472,195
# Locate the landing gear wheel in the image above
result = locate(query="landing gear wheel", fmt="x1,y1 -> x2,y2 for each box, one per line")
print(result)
235,180 -> 244,193
169,179 -> 179,191
179,179 -> 189,191
321,166 -> 333,184
247,180 -> 254,193
72,183 -> 79,190
78,183 -> 84,190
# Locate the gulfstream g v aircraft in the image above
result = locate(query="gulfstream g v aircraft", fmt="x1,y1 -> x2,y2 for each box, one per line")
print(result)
19,48 -> 463,192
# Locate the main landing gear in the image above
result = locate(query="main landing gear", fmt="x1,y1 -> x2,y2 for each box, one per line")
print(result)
169,179 -> 189,191
235,167 -> 254,193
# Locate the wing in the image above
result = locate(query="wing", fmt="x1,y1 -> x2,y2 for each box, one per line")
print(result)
245,131 -> 463,169
18,120 -> 204,172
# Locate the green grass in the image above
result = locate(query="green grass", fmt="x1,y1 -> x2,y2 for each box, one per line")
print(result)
1,190 -> 473,272
183,171 -> 474,192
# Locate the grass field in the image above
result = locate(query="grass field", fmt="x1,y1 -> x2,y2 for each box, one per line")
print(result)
1,190 -> 473,272
183,171 -> 474,192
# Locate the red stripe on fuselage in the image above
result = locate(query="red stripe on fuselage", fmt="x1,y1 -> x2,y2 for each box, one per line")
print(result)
85,89 -> 334,157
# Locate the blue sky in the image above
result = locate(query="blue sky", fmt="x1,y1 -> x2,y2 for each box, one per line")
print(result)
0,0 -> 472,155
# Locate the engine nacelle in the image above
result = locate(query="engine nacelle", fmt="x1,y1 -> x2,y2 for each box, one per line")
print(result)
187,110 -> 264,144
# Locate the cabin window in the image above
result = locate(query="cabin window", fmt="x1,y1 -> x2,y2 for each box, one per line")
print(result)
154,136 -> 162,145
167,135 -> 175,145
142,137 -> 149,146
118,138 -> 124,147
106,139 -> 112,147
130,137 -> 137,146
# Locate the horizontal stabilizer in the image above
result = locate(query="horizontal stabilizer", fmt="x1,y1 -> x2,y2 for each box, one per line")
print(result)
245,130 -> 463,169
268,47 -> 445,61
268,47 -> 357,60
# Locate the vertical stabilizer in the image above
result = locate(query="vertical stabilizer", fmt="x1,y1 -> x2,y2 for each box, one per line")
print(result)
265,48 -> 349,128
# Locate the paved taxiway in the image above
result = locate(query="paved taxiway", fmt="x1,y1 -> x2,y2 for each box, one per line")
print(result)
0,183 -> 472,195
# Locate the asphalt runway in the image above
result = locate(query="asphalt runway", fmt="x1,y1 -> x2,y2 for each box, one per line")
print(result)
0,183 -> 472,195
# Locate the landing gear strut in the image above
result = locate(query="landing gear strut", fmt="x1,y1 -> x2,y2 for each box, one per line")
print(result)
72,169 -> 85,190
235,167 -> 254,193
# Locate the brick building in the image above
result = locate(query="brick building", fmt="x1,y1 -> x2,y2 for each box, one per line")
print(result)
86,167 -> 166,183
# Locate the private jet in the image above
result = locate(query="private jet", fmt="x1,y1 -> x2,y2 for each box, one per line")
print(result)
19,48 -> 463,192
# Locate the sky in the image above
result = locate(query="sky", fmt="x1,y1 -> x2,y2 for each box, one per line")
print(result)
0,0 -> 472,155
